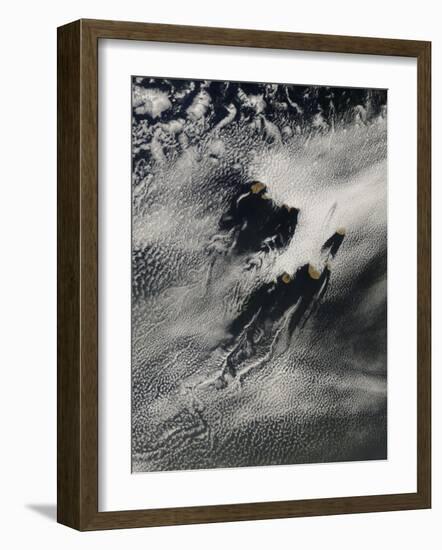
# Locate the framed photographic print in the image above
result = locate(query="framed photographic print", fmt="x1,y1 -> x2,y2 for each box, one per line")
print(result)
57,19 -> 431,530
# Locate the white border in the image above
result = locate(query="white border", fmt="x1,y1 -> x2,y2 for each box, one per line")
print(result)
98,39 -> 417,512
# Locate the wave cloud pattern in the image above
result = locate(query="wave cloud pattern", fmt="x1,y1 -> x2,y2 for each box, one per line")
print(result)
131,77 -> 388,472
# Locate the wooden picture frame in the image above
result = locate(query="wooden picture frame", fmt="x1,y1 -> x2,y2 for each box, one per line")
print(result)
57,18 -> 431,530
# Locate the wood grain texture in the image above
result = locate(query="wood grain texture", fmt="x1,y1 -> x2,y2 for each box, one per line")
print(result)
416,41 -> 431,507
84,18 -> 427,56
57,19 -> 431,531
57,20 -> 81,529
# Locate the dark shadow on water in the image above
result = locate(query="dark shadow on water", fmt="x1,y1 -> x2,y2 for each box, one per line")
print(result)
26,504 -> 57,522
